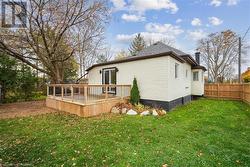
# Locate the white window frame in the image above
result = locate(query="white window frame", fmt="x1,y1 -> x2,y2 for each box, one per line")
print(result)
202,71 -> 204,82
193,71 -> 199,81
102,68 -> 116,94
175,63 -> 179,78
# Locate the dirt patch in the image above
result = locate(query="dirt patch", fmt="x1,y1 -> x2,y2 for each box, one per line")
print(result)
0,100 -> 57,119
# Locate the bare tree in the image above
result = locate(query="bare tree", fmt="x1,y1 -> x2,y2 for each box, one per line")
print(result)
95,46 -> 112,64
197,30 -> 240,83
114,50 -> 129,60
0,0 -> 109,83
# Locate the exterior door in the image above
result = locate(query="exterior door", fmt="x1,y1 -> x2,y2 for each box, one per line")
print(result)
102,68 -> 116,94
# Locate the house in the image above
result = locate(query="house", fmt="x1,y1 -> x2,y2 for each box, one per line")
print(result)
87,42 -> 206,110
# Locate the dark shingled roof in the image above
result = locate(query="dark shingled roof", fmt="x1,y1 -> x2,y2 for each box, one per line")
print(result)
87,42 -> 206,71
137,41 -> 187,56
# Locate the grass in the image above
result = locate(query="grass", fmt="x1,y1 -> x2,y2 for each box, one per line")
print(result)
0,99 -> 250,167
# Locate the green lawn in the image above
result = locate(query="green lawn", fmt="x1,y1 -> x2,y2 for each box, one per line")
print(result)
0,99 -> 250,167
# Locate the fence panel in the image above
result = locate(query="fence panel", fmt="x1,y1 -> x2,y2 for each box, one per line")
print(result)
243,84 -> 250,103
205,83 -> 250,103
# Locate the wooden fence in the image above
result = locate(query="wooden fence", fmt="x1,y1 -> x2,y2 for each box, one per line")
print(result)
204,83 -> 250,104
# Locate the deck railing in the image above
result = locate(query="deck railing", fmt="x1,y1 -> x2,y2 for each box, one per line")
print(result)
47,84 -> 131,104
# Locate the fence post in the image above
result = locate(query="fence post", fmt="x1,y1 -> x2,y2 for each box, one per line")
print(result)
105,85 -> 108,99
84,85 -> 88,104
61,86 -> 64,100
242,84 -> 244,101
217,83 -> 219,98
53,86 -> 55,98
71,85 -> 74,102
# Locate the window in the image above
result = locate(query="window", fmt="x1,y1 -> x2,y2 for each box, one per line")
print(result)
202,71 -> 204,82
102,68 -> 116,85
175,63 -> 179,78
193,71 -> 199,81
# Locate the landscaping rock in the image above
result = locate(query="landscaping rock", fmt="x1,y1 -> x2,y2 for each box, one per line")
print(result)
140,110 -> 150,116
161,110 -> 167,115
126,109 -> 137,115
111,107 -> 120,114
152,109 -> 158,116
121,108 -> 127,114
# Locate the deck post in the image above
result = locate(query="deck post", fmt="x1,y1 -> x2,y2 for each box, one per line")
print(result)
78,86 -> 81,96
84,85 -> 88,104
53,86 -> 55,98
47,85 -> 49,96
71,85 -> 74,102
105,85 -> 108,99
61,86 -> 64,100
121,85 -> 123,99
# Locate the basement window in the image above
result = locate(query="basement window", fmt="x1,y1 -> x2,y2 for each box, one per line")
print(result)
193,71 -> 199,81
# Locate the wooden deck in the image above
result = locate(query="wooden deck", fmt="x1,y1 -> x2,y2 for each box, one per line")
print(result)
46,84 -> 131,117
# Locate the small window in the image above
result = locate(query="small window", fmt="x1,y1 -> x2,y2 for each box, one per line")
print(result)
186,70 -> 188,78
175,63 -> 179,78
201,71 -> 204,82
193,71 -> 199,81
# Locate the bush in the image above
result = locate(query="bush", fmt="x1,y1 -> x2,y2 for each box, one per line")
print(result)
130,77 -> 140,105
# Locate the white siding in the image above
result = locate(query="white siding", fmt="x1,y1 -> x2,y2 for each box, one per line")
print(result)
191,69 -> 204,95
88,56 -> 204,102
166,57 -> 192,101
88,57 -> 169,101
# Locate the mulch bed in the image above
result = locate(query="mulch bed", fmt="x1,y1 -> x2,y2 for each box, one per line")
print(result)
0,100 -> 57,119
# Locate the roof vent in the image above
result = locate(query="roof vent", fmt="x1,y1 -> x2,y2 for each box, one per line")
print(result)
153,42 -> 160,45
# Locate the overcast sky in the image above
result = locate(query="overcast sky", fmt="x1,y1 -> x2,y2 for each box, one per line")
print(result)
106,0 -> 250,71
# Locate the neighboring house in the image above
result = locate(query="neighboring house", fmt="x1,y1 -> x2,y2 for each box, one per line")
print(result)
87,42 -> 206,110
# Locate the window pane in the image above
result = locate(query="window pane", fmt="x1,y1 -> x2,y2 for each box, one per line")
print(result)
104,70 -> 109,84
193,71 -> 199,81
111,70 -> 116,84
175,63 -> 179,78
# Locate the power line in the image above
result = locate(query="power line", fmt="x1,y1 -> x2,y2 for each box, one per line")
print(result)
242,26 -> 250,41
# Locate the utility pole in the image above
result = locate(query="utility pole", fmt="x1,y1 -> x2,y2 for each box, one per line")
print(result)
207,41 -> 210,82
238,37 -> 241,83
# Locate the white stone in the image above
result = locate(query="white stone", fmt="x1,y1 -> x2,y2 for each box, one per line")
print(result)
121,108 -> 127,114
161,110 -> 167,115
140,110 -> 150,116
152,109 -> 158,116
111,107 -> 120,114
126,109 -> 137,115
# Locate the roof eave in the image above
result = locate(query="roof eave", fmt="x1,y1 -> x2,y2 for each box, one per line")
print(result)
87,51 -> 186,71
192,65 -> 207,71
